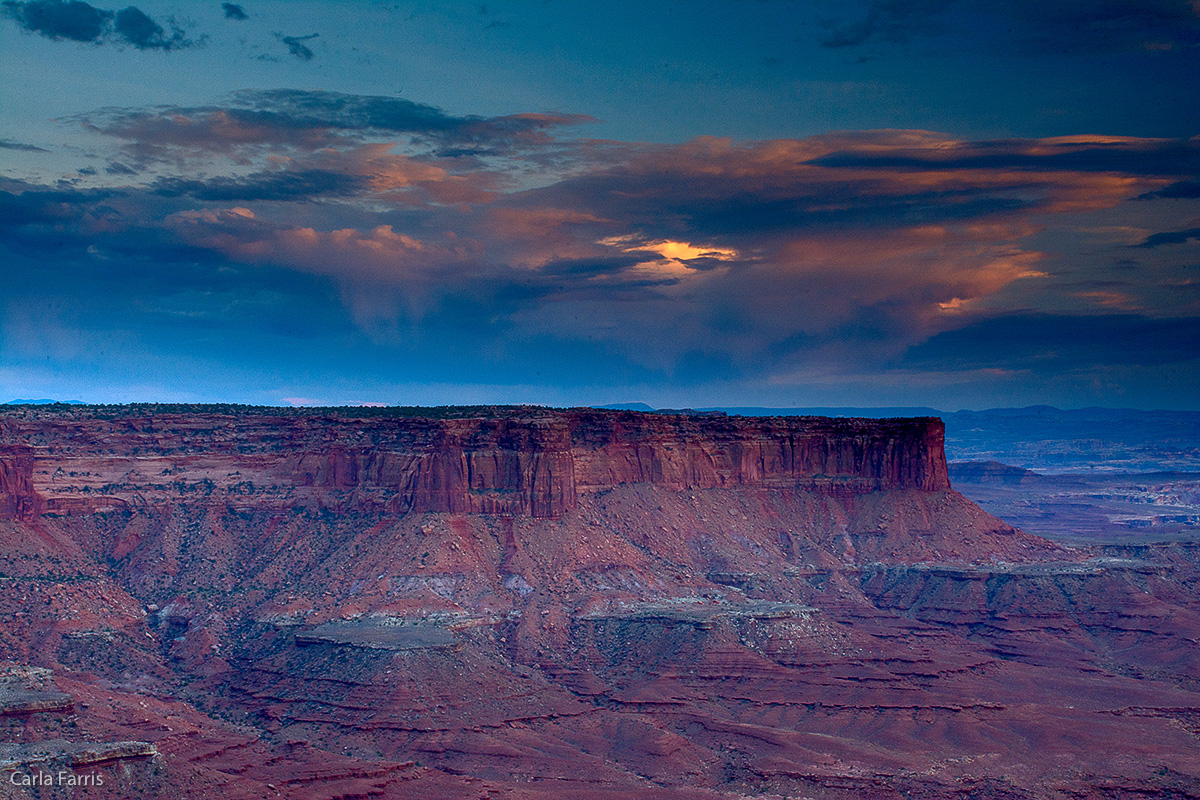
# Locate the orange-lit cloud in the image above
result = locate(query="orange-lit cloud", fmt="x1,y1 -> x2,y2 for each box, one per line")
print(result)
601,236 -> 739,262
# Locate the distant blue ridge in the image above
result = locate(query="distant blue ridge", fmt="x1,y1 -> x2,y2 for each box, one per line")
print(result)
4,399 -> 87,405
591,404 -> 943,417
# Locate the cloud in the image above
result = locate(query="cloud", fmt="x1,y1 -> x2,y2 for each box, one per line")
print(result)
144,130 -> 1171,367
0,182 -> 121,229
518,133 -> 1193,245
1137,227 -> 1200,248
1139,180 -> 1200,200
10,92 -> 1200,393
818,0 -> 1200,53
1,0 -> 193,49
903,313 -> 1200,371
112,5 -> 187,50
1,0 -> 110,42
807,134 -> 1200,179
79,106 -> 341,158
819,0 -> 953,48
223,89 -> 594,148
75,90 -> 596,164
167,210 -> 439,282
222,2 -> 247,21
146,142 -> 496,205
0,139 -> 48,152
151,169 -> 366,202
1009,0 -> 1200,54
235,89 -> 471,135
277,32 -> 317,60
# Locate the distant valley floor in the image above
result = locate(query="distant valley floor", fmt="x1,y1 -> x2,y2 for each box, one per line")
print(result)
952,462 -> 1200,545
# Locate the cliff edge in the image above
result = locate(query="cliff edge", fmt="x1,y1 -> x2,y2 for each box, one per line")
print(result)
0,406 -> 948,520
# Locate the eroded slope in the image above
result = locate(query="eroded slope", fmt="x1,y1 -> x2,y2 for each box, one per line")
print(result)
1,406 -> 1197,799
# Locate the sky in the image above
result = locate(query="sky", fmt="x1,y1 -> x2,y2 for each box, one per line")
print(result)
1,0 -> 1198,409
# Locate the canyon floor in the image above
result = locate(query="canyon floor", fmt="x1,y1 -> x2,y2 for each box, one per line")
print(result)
1,406 -> 1198,799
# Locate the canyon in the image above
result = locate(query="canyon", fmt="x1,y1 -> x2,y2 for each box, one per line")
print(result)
1,405 -> 1198,799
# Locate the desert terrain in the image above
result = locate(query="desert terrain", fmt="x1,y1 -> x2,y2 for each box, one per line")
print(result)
1,405 -> 1198,799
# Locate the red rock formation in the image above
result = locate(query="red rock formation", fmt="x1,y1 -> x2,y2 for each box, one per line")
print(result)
1,408 -> 948,519
290,412 -> 949,516
0,445 -> 45,520
0,406 -> 1197,800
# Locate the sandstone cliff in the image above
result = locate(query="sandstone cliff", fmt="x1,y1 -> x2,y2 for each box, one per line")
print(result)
1,406 -> 1197,800
0,407 -> 948,520
0,445 -> 44,520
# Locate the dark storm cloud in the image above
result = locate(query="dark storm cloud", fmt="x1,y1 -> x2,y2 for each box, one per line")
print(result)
1,0 -> 193,49
222,3 -> 247,21
1136,227 -> 1200,248
276,32 -> 317,61
819,0 -> 1200,52
903,313 -> 1200,370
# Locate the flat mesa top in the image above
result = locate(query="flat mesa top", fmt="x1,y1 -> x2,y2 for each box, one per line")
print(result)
0,402 -> 940,425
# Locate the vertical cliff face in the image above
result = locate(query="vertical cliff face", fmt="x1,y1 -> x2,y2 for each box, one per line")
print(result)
281,419 -> 582,517
568,413 -> 949,497
0,445 -> 44,520
178,411 -> 950,518
0,408 -> 948,520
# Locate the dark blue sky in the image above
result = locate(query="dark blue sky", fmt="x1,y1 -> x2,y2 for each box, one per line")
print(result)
2,0 -> 1199,408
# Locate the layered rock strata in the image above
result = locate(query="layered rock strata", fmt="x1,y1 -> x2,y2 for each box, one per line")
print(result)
0,406 -> 1196,800
0,408 -> 948,519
